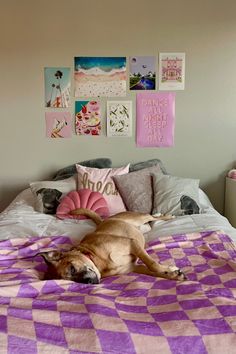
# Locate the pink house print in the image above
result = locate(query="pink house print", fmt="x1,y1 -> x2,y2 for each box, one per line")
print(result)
161,57 -> 183,82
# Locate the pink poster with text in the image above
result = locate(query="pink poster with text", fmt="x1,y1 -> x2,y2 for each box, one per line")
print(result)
136,92 -> 175,147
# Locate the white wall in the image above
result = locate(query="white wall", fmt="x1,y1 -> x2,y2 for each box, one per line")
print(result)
1,0 -> 236,212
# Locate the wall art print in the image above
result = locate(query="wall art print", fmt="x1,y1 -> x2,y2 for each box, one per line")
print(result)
75,100 -> 101,136
129,56 -> 156,90
74,57 -> 126,98
136,92 -> 175,147
107,101 -> 132,137
45,112 -> 72,138
44,67 -> 71,108
159,53 -> 185,90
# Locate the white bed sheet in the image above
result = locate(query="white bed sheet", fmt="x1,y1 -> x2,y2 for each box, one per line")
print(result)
1,188 -> 236,243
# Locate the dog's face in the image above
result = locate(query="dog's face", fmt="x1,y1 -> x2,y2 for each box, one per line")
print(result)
40,249 -> 100,284
180,195 -> 200,215
36,188 -> 62,214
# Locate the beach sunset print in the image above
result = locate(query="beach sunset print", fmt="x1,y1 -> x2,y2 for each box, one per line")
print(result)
74,57 -> 126,97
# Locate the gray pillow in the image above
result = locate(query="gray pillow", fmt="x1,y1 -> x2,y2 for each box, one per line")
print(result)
113,165 -> 163,214
152,174 -> 200,216
53,158 -> 112,181
129,159 -> 167,174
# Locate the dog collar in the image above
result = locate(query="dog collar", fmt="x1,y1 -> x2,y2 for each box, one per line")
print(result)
81,252 -> 93,262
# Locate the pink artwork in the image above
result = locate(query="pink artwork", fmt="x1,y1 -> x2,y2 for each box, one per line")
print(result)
136,92 -> 175,147
75,100 -> 101,136
45,112 -> 72,138
159,53 -> 185,90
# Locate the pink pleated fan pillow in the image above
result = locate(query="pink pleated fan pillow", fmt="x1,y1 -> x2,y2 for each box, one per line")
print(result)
56,189 -> 109,220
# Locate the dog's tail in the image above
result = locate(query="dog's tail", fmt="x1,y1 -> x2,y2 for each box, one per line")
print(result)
70,208 -> 103,225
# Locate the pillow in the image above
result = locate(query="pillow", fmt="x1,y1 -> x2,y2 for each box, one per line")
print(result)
76,164 -> 130,215
113,165 -> 163,214
198,188 -> 213,209
53,158 -> 112,181
56,189 -> 109,220
129,159 -> 167,174
30,176 -> 76,214
152,174 -> 200,216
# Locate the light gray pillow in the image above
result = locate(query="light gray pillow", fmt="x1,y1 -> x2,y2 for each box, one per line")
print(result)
113,165 -> 163,214
152,174 -> 200,216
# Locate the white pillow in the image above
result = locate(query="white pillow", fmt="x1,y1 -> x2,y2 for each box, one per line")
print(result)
152,174 -> 200,216
30,176 -> 76,214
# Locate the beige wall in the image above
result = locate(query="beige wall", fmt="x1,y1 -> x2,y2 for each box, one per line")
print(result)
1,0 -> 236,212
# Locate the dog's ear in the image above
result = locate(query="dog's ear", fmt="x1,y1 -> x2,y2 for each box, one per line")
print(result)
39,250 -> 62,265
36,188 -> 46,195
54,189 -> 62,201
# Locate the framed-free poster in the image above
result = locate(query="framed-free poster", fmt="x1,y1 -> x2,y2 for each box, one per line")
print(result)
45,112 -> 72,138
159,53 -> 185,90
136,92 -> 175,147
129,56 -> 156,90
74,57 -> 126,97
75,100 -> 101,136
107,101 -> 132,137
44,67 -> 71,108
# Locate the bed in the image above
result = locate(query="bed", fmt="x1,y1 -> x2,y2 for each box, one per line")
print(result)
1,162 -> 236,354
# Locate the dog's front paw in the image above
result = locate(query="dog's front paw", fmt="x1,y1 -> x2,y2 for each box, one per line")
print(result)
164,266 -> 187,281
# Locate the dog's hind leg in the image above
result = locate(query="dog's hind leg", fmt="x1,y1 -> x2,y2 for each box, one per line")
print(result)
130,239 -> 186,281
110,212 -> 174,228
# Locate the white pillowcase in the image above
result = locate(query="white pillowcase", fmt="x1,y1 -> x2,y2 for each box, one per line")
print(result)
152,174 -> 200,216
30,176 -> 76,214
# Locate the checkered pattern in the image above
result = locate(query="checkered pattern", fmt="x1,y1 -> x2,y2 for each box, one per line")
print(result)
1,231 -> 236,353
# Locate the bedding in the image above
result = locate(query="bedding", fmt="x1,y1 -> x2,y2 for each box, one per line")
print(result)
1,230 -> 236,353
30,176 -> 76,215
1,188 -> 236,241
53,158 -> 112,181
76,164 -> 130,215
152,174 -> 200,216
113,165 -> 163,214
1,186 -> 236,353
129,158 -> 167,174
53,158 -> 167,181
56,189 -> 109,220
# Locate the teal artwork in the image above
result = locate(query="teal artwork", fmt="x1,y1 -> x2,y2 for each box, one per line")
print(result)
45,67 -> 71,108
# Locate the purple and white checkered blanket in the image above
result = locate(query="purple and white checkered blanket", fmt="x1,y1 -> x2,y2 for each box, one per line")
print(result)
1,230 -> 236,353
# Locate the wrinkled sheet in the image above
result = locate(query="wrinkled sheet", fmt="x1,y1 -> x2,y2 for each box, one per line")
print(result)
1,188 -> 236,243
1,231 -> 236,353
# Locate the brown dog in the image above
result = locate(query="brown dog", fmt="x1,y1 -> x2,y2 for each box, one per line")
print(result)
40,209 -> 187,284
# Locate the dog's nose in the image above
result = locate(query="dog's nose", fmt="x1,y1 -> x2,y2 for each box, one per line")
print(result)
43,204 -> 56,214
85,277 -> 99,284
77,270 -> 99,284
